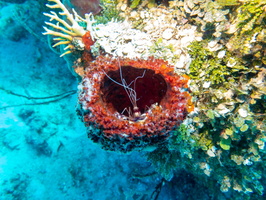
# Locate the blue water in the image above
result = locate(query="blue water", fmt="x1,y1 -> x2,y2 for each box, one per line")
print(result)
0,1 -> 169,199
1,0 -> 265,200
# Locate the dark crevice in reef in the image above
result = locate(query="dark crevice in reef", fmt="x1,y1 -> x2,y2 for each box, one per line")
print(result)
101,66 -> 167,117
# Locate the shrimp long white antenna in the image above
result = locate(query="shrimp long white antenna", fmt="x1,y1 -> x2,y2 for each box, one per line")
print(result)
117,59 -> 146,109
103,59 -> 146,120
102,68 -> 146,109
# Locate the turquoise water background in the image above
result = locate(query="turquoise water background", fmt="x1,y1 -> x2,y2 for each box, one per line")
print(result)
1,0 -> 265,199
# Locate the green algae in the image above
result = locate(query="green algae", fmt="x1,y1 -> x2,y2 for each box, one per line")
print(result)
130,0 -> 141,8
220,138 -> 231,150
42,0 -> 266,197
187,40 -> 251,86
81,0 -> 265,197
136,0 -> 265,197
240,124 -> 249,132
147,146 -> 179,181
94,0 -> 123,24
216,0 -> 240,6
129,0 -> 157,9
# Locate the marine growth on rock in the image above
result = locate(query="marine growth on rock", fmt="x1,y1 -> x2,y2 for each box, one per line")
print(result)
43,0 -> 194,151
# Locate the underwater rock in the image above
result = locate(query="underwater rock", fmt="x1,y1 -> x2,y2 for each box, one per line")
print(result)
2,130 -> 22,150
0,4 -> 27,41
4,173 -> 29,199
26,135 -> 52,156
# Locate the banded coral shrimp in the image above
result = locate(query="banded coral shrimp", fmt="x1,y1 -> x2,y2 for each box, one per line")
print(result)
102,58 -> 148,122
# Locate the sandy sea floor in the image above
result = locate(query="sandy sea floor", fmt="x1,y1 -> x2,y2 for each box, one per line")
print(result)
0,25 -> 162,200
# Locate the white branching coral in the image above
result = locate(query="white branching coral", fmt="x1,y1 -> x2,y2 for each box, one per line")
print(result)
42,0 -> 153,59
43,0 -> 93,56
91,20 -> 153,59
42,0 -> 201,72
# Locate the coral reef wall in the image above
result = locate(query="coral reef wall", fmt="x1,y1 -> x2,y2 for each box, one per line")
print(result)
2,0 -> 264,199
118,0 -> 265,198
41,0 -> 265,197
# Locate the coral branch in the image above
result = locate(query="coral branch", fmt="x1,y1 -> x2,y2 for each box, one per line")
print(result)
45,0 -> 85,36
52,40 -> 70,47
44,21 -> 77,37
43,0 -> 87,56
43,26 -> 73,41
